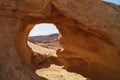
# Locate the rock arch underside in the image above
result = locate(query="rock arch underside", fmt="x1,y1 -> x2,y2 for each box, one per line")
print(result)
0,0 -> 120,80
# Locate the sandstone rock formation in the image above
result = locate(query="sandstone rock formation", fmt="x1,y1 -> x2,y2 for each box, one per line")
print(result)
0,0 -> 120,80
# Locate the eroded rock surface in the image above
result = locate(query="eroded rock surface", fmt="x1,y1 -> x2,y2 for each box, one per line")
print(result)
0,0 -> 120,80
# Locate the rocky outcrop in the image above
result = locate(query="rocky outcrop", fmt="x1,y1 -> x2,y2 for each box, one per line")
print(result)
28,33 -> 62,50
0,0 -> 120,80
28,33 -> 59,43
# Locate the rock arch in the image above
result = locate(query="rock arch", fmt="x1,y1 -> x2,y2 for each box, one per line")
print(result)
0,0 -> 120,80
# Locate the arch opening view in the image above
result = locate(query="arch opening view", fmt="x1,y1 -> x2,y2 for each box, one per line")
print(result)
29,23 -> 59,37
27,23 -> 88,80
28,23 -> 63,57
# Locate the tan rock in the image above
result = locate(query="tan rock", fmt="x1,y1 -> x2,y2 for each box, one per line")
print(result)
0,0 -> 120,80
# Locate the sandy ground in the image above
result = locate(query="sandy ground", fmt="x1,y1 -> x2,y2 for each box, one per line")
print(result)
28,41 -> 57,57
36,64 -> 88,80
28,41 -> 88,80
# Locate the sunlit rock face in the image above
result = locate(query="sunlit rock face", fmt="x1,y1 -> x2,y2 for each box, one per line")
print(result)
0,0 -> 120,80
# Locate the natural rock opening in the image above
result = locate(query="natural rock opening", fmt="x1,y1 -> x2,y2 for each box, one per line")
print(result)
28,23 -> 62,52
27,23 -> 89,80
27,23 -> 63,69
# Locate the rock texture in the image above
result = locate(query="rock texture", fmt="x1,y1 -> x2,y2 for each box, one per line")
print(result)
0,0 -> 120,80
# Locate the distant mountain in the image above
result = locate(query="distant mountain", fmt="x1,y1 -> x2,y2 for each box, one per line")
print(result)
28,33 -> 59,44
28,33 -> 61,50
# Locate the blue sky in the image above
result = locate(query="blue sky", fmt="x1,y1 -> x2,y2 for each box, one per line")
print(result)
103,0 -> 120,5
29,23 -> 59,37
29,0 -> 120,37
